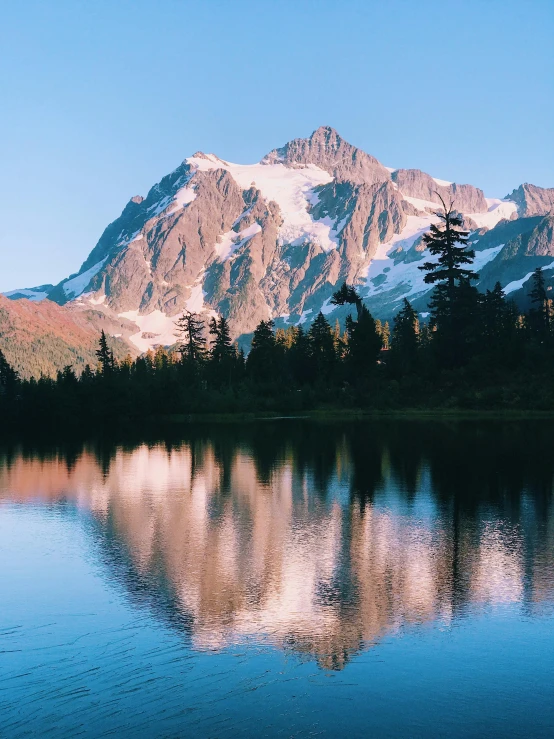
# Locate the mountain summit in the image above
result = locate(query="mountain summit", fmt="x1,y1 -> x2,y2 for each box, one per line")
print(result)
263,125 -> 391,184
4,127 -> 554,367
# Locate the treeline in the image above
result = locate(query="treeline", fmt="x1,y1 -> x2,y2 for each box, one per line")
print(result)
3,202 -> 554,424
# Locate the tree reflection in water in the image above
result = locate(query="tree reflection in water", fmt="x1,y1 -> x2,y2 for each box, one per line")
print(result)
1,420 -> 553,670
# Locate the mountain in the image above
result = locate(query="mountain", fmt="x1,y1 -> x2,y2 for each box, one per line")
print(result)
0,294 -> 130,378
4,126 -> 554,372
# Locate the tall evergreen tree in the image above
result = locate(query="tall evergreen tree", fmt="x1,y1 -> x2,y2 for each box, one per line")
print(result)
390,298 -> 419,373
288,326 -> 311,385
209,316 -> 234,362
481,282 -> 519,361
246,320 -> 279,382
376,319 -> 391,350
346,305 -> 382,379
528,267 -> 552,341
419,198 -> 479,367
209,316 -> 236,387
175,310 -> 206,363
308,312 -> 336,381
331,282 -> 364,319
0,349 -> 18,393
96,330 -> 114,374
419,198 -> 476,291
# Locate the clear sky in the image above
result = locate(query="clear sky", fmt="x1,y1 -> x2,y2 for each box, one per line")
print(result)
0,0 -> 552,291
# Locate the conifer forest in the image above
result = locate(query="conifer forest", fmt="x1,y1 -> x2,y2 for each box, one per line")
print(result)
3,203 -> 554,427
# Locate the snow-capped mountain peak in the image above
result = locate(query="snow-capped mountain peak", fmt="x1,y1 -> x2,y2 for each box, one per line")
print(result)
5,127 -> 554,355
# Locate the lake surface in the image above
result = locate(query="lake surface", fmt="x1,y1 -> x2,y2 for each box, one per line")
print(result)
1,420 -> 554,737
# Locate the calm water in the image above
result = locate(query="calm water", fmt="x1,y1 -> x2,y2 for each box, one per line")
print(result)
1,420 -> 554,737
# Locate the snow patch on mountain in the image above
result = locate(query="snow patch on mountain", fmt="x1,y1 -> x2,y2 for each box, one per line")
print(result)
432,176 -> 452,186
116,230 -> 142,248
166,185 -> 197,215
504,261 -> 554,295
118,309 -> 178,352
469,199 -> 518,230
403,196 -> 440,213
320,297 -> 337,315
185,283 -> 205,313
215,222 -> 262,261
187,156 -> 340,251
296,309 -> 313,325
3,288 -> 48,302
63,258 -> 108,299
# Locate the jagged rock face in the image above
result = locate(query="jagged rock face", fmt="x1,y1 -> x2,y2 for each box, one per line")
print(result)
5,126 -> 554,370
339,181 -> 408,271
477,215 -> 554,291
391,169 -> 488,213
506,184 -> 554,217
263,126 -> 391,185
101,169 -> 246,315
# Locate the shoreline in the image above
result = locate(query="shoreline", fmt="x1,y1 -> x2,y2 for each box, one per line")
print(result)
160,408 -> 554,423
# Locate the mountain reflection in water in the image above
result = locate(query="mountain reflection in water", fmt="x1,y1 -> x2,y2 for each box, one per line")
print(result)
1,420 -> 553,671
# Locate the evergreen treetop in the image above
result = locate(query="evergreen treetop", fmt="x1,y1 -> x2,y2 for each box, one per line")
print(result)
419,196 -> 477,290
175,310 -> 206,362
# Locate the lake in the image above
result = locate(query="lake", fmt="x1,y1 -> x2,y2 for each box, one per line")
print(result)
1,420 -> 554,737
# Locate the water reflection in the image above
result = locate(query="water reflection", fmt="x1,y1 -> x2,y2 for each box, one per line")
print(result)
1,421 -> 553,670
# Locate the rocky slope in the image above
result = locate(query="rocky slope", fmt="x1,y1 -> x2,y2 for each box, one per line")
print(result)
0,295 -> 131,379
4,126 -> 554,372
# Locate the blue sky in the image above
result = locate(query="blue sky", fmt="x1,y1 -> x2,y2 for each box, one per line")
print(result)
0,0 -> 552,291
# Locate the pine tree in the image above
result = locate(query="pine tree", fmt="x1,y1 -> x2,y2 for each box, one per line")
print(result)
346,305 -> 383,378
308,312 -> 336,380
528,267 -> 552,341
419,198 -> 479,367
246,320 -> 278,382
288,326 -> 311,385
331,282 -> 364,320
390,298 -> 419,373
333,319 -> 348,359
119,354 -> 134,379
419,198 -> 477,291
209,316 -> 233,361
153,346 -> 170,372
96,330 -> 114,375
175,310 -> 206,363
382,321 -> 391,350
58,365 -> 77,387
376,319 -> 391,350
480,282 -> 519,361
0,349 -> 18,393
80,364 -> 95,384
209,316 -> 236,386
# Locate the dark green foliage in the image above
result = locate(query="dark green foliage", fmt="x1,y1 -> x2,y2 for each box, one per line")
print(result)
419,199 -> 476,290
96,330 -> 115,374
246,320 -> 279,382
6,265 -> 554,424
331,282 -> 364,319
418,199 -> 481,368
175,310 -> 206,363
480,282 -> 520,363
209,316 -> 233,362
209,316 -> 240,388
288,326 -> 312,385
528,267 -> 553,341
345,305 -> 382,380
308,312 -> 336,381
390,299 -> 419,374
0,348 -> 18,391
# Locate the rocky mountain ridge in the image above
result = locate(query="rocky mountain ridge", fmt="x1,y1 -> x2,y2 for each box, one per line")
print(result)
4,126 -> 554,370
